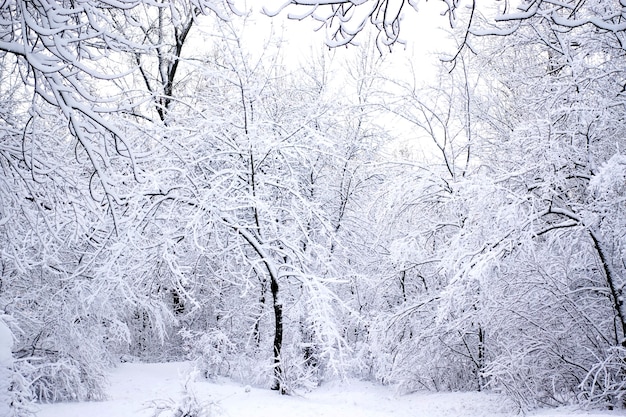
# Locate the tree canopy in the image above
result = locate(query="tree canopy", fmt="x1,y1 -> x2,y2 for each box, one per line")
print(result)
2,0 -> 626,413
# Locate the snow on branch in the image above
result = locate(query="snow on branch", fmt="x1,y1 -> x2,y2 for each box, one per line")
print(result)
265,0 -> 626,51
0,0 -> 237,212
476,0 -> 626,41
263,0 -> 425,50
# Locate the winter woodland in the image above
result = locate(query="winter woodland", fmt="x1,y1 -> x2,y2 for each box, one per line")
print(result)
2,0 -> 626,414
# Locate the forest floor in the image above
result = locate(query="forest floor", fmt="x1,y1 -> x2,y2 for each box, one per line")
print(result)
36,362 -> 626,417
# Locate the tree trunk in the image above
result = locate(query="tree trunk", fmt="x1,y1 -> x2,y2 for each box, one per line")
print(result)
477,325 -> 485,390
253,281 -> 266,348
589,228 -> 626,347
230,223 -> 286,393
270,274 -> 285,393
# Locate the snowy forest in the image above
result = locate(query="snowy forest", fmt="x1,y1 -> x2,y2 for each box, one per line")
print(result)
2,0 -> 626,415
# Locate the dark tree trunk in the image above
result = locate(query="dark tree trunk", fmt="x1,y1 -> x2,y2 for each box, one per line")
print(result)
399,270 -> 407,302
477,325 -> 485,390
253,290 -> 265,347
270,274 -> 285,393
589,229 -> 626,347
230,224 -> 286,393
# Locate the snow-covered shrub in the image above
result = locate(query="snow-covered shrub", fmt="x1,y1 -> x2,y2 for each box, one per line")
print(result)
10,301 -> 113,403
124,302 -> 180,362
580,346 -> 626,409
182,329 -> 236,380
0,317 -> 35,417
269,340 -> 324,394
484,346 -> 576,410
15,353 -> 108,403
7,368 -> 35,417
149,381 -> 222,417
477,234 -> 621,411
227,355 -> 270,388
372,318 -> 483,394
5,302 -> 111,403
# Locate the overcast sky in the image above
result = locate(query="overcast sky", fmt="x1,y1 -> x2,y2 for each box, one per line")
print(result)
229,0 -> 456,79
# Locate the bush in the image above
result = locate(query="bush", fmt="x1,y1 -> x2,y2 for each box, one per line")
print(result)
181,329 -> 236,380
14,353 -> 107,403
149,380 -> 222,417
580,346 -> 626,409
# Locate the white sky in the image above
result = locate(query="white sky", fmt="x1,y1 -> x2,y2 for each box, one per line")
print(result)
230,0 -> 457,79
191,0 -> 466,163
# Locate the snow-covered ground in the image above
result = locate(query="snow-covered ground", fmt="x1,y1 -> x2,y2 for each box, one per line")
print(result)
36,362 -> 626,417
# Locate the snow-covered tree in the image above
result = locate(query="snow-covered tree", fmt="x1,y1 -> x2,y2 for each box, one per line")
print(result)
114,19 -> 387,393
364,8 -> 626,408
